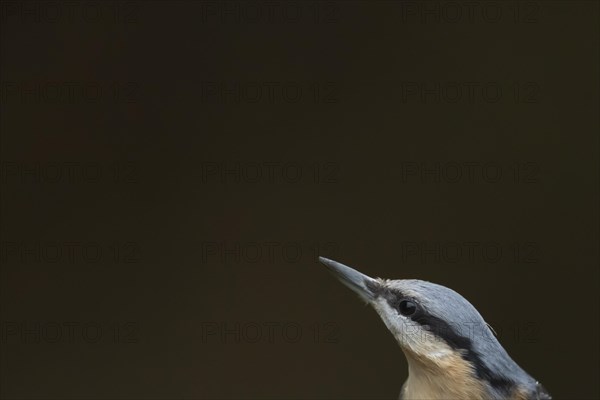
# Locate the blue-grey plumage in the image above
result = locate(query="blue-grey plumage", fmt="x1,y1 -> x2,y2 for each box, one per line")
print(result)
319,256 -> 551,400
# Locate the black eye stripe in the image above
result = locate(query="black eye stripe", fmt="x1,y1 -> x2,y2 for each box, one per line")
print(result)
378,289 -> 417,314
376,286 -> 513,394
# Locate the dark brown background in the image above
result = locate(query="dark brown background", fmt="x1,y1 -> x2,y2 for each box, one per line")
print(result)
1,1 -> 598,399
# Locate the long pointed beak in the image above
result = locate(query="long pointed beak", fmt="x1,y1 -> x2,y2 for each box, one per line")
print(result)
319,257 -> 379,302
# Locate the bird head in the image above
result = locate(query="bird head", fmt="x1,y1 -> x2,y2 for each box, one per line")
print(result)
319,256 -> 551,399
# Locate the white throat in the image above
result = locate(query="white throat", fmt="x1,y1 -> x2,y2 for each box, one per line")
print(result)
399,348 -> 488,400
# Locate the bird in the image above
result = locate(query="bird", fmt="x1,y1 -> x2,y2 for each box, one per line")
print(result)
319,256 -> 551,400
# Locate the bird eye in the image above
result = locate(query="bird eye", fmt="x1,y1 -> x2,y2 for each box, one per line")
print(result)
398,299 -> 417,316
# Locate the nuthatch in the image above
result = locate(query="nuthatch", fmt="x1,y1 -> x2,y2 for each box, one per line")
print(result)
319,257 -> 551,400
